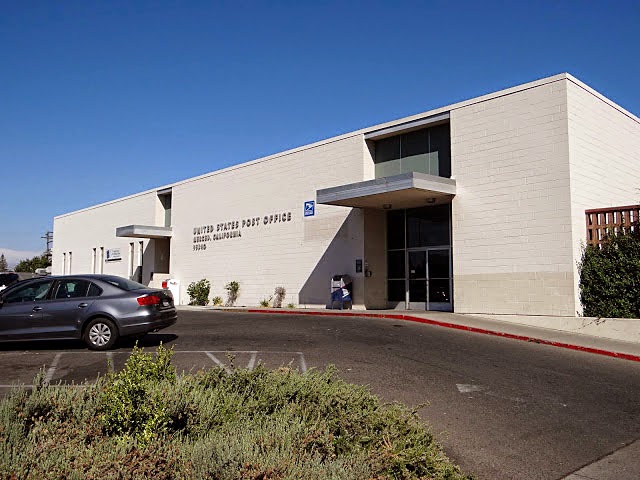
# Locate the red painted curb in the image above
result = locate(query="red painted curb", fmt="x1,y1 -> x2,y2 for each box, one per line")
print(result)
244,309 -> 640,363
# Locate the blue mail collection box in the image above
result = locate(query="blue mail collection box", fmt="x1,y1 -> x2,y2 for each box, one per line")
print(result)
330,274 -> 352,310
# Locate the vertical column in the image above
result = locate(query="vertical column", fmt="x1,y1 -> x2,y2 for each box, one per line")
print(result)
128,242 -> 134,279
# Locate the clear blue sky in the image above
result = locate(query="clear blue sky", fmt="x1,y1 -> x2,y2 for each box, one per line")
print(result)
1,1 -> 639,266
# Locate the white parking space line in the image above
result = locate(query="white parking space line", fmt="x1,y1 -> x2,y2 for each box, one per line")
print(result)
44,353 -> 62,384
205,352 -> 232,373
299,353 -> 307,373
0,350 -> 308,390
106,352 -> 114,373
247,351 -> 258,371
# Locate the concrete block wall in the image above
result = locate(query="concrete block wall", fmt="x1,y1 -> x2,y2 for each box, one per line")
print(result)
566,77 -> 640,314
52,192 -> 158,284
451,77 -> 576,315
170,134 -> 367,307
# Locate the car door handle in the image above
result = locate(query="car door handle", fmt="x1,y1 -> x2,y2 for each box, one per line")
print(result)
32,306 -> 42,312
78,303 -> 88,308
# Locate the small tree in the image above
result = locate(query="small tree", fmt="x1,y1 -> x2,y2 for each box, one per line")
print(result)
187,279 -> 211,306
273,286 -> 286,308
225,281 -> 240,306
0,254 -> 8,272
14,254 -> 51,273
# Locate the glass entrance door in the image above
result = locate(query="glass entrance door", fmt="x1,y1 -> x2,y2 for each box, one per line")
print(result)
386,205 -> 453,311
408,250 -> 427,309
406,248 -> 452,311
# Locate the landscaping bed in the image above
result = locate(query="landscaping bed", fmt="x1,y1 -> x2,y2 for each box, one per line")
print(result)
0,345 -> 471,479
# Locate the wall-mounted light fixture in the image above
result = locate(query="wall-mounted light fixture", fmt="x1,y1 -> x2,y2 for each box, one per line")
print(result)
382,203 -> 392,210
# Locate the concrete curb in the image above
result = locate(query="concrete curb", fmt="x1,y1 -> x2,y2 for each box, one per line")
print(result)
235,308 -> 640,363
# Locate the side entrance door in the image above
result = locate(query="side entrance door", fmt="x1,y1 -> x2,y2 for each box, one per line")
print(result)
406,248 -> 452,311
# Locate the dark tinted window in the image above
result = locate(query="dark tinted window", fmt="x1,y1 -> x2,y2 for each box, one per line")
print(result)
387,280 -> 405,302
100,276 -> 146,291
4,280 -> 53,303
387,210 -> 405,250
429,124 -> 451,178
401,129 -> 429,158
406,205 -> 451,248
374,124 -> 451,178
87,283 -> 103,297
374,135 -> 401,164
387,251 -> 405,279
54,280 -> 91,299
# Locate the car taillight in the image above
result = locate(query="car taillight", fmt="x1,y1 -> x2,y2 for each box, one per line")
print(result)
137,295 -> 161,306
162,280 -> 168,289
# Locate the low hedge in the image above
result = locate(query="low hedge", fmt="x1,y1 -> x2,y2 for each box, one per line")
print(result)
579,227 -> 640,318
0,345 -> 471,479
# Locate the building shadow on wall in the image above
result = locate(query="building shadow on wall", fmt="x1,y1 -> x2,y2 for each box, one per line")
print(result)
298,210 -> 359,308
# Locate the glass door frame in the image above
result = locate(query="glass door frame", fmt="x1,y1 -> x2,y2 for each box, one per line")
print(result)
385,205 -> 454,312
406,246 -> 452,311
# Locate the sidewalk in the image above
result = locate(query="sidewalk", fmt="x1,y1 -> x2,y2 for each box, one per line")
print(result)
183,305 -> 640,362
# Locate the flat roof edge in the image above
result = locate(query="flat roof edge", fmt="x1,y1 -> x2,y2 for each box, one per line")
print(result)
317,173 -> 457,204
55,72 -> 636,221
565,73 -> 640,124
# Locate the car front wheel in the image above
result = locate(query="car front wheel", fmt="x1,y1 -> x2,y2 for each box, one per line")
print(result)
83,318 -> 119,350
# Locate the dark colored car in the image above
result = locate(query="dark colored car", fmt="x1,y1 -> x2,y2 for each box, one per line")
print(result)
0,272 -> 37,292
0,274 -> 177,350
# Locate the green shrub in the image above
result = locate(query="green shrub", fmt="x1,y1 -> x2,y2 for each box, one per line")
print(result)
579,226 -> 640,318
212,296 -> 223,306
187,279 -> 211,306
287,303 -> 296,309
0,347 -> 471,479
225,280 -> 240,306
100,343 -> 176,444
259,297 -> 272,307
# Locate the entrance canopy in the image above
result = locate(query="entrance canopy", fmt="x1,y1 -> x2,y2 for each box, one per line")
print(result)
316,172 -> 456,210
115,225 -> 172,239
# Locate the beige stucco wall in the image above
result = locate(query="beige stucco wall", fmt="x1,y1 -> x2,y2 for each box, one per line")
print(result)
53,134 -> 370,308
566,79 -> 640,314
169,134 -> 367,307
52,192 -> 158,284
363,209 -> 387,308
51,73 -> 639,317
451,78 -> 576,315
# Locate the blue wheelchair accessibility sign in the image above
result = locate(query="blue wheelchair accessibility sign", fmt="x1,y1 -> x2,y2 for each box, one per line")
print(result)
304,200 -> 315,217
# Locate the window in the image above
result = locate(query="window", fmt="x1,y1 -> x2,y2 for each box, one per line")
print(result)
91,248 -> 96,274
87,283 -> 103,297
53,280 -> 91,299
406,204 -> 451,248
100,275 -> 146,291
4,280 -> 54,304
374,124 -> 451,178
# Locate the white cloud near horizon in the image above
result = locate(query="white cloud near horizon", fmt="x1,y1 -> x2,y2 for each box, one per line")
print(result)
0,248 -> 43,269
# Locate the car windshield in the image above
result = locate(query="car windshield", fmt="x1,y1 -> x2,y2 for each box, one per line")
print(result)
100,276 -> 147,291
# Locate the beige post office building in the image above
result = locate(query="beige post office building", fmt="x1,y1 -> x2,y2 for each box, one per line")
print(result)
52,73 -> 640,316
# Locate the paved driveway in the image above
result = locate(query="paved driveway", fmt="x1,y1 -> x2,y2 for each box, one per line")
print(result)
1,309 -> 639,480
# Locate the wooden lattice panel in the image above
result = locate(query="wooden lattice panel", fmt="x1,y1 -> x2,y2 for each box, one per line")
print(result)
585,205 -> 640,247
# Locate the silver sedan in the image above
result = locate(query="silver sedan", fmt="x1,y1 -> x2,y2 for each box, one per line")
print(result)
0,274 -> 177,350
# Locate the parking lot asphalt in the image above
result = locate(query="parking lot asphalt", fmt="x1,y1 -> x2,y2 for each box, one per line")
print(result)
1,309 -> 639,480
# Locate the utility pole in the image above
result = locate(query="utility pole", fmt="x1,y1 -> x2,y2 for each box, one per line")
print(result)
41,231 -> 53,260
